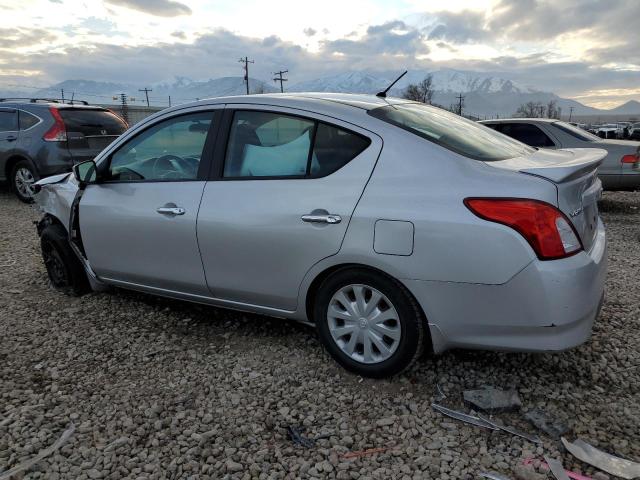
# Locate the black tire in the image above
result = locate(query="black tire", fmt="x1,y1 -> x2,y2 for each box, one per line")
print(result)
11,159 -> 39,203
314,268 -> 425,378
40,223 -> 90,296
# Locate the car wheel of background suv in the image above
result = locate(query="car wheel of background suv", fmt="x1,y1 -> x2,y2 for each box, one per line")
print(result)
314,268 -> 425,378
11,159 -> 39,203
40,223 -> 90,296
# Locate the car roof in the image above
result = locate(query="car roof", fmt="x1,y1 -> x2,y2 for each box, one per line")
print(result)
0,99 -> 106,110
162,92 -> 413,115
479,118 -> 558,124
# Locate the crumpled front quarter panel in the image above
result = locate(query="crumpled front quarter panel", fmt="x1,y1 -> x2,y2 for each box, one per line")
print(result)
34,175 -> 79,231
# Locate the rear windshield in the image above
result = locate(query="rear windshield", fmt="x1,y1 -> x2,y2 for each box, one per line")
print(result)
59,109 -> 127,136
552,121 -> 600,142
368,103 -> 534,161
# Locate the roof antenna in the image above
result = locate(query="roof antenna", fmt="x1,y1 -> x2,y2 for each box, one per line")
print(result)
376,70 -> 407,98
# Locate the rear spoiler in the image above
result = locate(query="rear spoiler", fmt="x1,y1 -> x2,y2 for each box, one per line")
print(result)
520,148 -> 606,183
489,148 -> 607,183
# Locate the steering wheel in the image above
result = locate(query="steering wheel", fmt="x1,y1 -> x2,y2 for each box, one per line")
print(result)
154,154 -> 193,179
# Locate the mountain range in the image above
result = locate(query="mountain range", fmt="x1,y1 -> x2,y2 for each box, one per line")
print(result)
2,69 -> 638,118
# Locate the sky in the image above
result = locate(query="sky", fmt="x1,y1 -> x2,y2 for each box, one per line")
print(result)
0,0 -> 638,108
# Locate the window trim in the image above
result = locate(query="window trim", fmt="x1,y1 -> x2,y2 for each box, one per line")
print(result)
98,110 -> 221,184
212,108 -> 372,181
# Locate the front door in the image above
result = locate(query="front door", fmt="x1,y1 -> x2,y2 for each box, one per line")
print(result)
80,109 -> 220,296
197,107 -> 382,311
0,109 -> 18,182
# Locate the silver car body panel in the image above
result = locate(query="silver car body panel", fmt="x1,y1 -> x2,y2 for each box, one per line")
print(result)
33,93 -> 608,354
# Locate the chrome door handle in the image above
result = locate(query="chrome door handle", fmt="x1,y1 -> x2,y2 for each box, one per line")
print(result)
301,214 -> 342,224
157,206 -> 185,215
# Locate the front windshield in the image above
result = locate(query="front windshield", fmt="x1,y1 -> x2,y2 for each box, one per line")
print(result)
368,103 -> 534,161
552,121 -> 601,142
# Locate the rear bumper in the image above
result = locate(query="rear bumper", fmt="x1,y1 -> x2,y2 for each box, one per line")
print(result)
403,219 -> 607,354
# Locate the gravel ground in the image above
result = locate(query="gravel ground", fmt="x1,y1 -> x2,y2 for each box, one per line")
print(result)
0,185 -> 638,480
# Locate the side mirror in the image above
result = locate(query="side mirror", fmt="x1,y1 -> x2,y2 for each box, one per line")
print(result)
72,160 -> 98,184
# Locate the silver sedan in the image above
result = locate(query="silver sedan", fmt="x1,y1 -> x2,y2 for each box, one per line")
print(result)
34,94 -> 607,378
480,118 -> 640,190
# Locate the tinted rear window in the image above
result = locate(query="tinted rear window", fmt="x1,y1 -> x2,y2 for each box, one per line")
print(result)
368,103 -> 533,161
59,109 -> 127,136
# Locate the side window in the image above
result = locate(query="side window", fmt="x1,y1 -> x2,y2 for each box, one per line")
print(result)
500,123 -> 555,148
19,111 -> 40,130
311,123 -> 370,176
224,111 -> 314,177
108,112 -> 213,182
223,111 -> 371,178
0,110 -> 17,132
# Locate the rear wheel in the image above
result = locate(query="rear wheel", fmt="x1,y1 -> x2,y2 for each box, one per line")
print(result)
315,269 -> 425,378
41,223 -> 90,296
11,160 -> 39,203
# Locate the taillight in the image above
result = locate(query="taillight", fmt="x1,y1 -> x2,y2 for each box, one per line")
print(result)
43,107 -> 67,142
464,198 -> 583,260
621,154 -> 638,164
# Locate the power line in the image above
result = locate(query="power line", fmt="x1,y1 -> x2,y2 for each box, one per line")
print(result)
238,56 -> 254,95
138,87 -> 153,107
272,70 -> 288,93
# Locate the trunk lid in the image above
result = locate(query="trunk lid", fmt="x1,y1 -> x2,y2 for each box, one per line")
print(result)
488,148 -> 607,252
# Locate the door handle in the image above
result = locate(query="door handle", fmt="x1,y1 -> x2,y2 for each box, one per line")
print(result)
5,135 -> 17,142
157,206 -> 185,215
301,213 -> 342,224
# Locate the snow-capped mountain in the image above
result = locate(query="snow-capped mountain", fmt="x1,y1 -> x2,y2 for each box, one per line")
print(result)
4,70 -> 636,117
288,69 -> 536,96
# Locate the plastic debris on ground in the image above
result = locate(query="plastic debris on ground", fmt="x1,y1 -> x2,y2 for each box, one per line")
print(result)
523,457 -> 593,480
544,456 -> 572,480
561,437 -> 640,480
286,425 -> 315,448
477,414 -> 542,444
479,471 -> 512,480
431,403 -> 498,430
524,409 -> 570,439
463,387 -> 522,413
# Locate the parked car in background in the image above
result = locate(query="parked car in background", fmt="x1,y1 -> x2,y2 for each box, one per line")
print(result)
0,98 -> 128,202
34,94 -> 607,377
596,123 -> 623,139
628,122 -> 640,140
481,118 -> 640,190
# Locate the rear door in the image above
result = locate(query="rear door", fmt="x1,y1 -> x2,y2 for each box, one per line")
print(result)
59,108 -> 128,163
0,109 -> 18,181
80,109 -> 221,295
197,106 -> 382,311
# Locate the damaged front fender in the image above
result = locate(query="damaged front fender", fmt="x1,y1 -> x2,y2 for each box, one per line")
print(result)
33,173 -> 79,233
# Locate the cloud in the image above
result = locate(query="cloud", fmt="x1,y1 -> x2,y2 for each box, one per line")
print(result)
171,31 -> 186,39
321,20 -> 429,58
427,10 -> 489,43
0,28 -> 57,49
303,27 -> 316,37
104,0 -> 192,17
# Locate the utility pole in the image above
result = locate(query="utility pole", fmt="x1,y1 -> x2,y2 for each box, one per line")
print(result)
61,89 -> 64,102
273,70 -> 288,93
456,93 -> 465,116
113,93 -> 130,124
568,106 -> 574,122
168,95 -> 172,107
139,87 -> 152,107
239,56 -> 254,95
